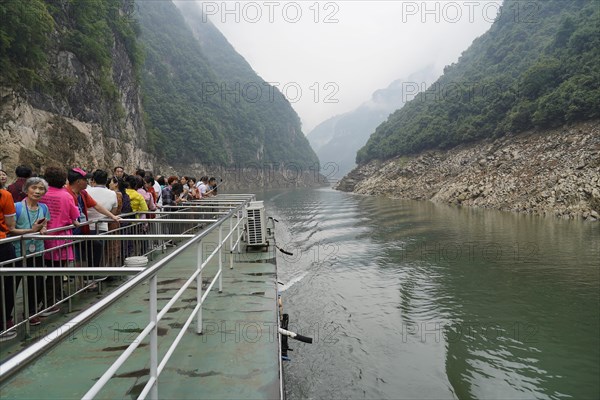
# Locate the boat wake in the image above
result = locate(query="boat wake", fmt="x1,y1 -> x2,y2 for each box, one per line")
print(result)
278,271 -> 309,292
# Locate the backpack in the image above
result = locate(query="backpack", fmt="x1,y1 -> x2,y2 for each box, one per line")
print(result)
15,201 -> 49,223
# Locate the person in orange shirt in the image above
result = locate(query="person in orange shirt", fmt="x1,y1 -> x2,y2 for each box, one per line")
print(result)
0,187 -> 17,341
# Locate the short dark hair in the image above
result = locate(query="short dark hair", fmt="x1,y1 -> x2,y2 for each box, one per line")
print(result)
171,182 -> 183,196
45,166 -> 67,188
126,174 -> 143,190
144,175 -> 155,186
15,165 -> 33,178
92,169 -> 109,185
135,168 -> 145,177
113,166 -> 124,173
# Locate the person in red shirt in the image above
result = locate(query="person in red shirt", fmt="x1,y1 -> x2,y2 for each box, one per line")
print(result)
7,165 -> 32,202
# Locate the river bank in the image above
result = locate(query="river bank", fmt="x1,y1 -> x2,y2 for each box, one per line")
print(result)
336,121 -> 600,221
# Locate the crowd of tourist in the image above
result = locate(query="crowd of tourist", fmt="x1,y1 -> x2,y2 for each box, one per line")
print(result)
0,165 -> 219,342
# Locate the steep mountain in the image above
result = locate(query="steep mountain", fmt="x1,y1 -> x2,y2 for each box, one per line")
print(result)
137,0 -> 319,169
356,0 -> 599,164
339,0 -> 600,221
307,66 -> 437,177
1,0 -> 318,181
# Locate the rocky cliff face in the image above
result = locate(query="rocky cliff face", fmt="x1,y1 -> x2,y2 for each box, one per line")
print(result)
337,121 -> 600,221
0,13 -> 157,174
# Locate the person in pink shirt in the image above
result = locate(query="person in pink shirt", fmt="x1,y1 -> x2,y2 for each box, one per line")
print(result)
41,167 -> 80,311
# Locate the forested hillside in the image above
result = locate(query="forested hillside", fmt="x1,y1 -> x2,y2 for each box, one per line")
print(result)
137,1 -> 318,168
1,0 -> 318,174
357,0 -> 599,164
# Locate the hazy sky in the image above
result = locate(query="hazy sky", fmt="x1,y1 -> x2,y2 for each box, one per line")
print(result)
196,1 -> 499,132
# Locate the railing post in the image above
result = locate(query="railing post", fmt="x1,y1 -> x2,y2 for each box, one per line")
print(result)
20,237 -> 31,335
229,216 -> 234,270
237,210 -> 242,254
218,225 -> 223,293
196,240 -> 203,334
149,274 -> 158,400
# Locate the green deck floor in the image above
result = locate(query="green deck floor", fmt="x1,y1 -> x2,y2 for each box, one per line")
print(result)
0,230 -> 281,399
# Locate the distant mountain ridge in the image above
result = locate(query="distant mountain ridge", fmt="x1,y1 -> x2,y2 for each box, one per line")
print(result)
307,66 -> 438,178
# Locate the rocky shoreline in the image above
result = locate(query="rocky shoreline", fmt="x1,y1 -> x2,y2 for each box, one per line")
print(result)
336,121 -> 600,221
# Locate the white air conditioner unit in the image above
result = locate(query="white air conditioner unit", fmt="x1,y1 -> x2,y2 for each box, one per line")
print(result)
245,201 -> 268,247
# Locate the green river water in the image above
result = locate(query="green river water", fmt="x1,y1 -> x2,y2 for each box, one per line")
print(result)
257,188 -> 599,400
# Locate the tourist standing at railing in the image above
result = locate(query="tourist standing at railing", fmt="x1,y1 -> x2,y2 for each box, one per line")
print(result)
207,177 -> 218,197
0,169 -> 8,188
105,177 -> 124,268
41,166 -> 79,313
172,183 -> 185,205
142,176 -> 157,215
117,178 -> 132,217
9,177 -> 51,326
0,182 -> 18,341
87,170 -> 118,273
188,177 -> 200,200
125,175 -> 149,215
124,175 -> 149,255
113,166 -> 125,179
7,165 -> 32,202
161,176 -> 177,209
66,168 -> 120,272
151,174 -> 163,208
197,176 -> 209,198
87,170 -> 118,234
67,168 -> 120,231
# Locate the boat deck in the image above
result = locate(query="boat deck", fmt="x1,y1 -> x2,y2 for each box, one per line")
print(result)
0,228 -> 281,399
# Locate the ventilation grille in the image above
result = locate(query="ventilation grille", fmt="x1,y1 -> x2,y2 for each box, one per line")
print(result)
247,208 -> 264,245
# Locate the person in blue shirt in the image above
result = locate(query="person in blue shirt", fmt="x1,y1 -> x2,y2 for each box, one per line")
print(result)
9,177 -> 52,326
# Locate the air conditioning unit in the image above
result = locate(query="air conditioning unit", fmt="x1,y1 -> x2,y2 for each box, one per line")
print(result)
245,201 -> 268,247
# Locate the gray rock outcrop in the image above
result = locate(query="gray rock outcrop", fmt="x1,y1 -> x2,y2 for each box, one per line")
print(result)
337,121 -> 600,221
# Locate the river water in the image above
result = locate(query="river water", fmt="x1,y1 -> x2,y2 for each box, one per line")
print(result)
255,188 -> 599,400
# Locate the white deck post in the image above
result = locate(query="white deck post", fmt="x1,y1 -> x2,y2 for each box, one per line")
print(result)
149,274 -> 158,400
229,216 -> 234,269
196,240 -> 203,334
218,224 -> 223,293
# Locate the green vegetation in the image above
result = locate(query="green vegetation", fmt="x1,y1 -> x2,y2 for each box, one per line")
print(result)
357,0 -> 600,164
137,0 -> 318,167
63,0 -> 142,70
0,0 -> 142,97
0,0 -> 54,86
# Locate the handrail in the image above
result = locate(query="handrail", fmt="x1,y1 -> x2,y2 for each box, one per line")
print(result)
0,194 -> 253,397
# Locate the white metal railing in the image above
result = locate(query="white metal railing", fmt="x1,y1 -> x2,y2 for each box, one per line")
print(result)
0,194 -> 254,399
